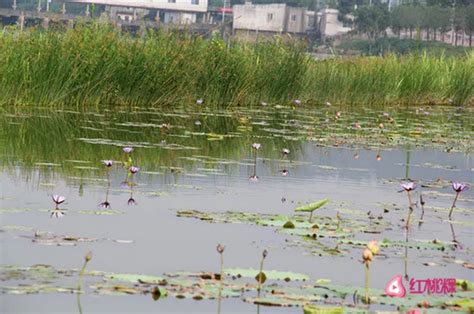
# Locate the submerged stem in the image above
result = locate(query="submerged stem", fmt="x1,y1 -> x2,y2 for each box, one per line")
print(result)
257,255 -> 265,295
217,253 -> 224,314
364,263 -> 370,304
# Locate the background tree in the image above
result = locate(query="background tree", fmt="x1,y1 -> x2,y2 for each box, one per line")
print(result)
465,5 -> 474,46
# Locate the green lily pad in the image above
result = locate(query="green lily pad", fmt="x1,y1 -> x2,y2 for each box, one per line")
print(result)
224,268 -> 309,282
295,199 -> 330,213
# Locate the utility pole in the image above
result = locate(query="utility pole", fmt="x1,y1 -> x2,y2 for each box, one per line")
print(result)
221,0 -> 226,24
451,0 -> 456,45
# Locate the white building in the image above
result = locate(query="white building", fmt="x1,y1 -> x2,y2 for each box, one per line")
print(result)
66,0 -> 207,23
318,8 -> 351,38
232,3 -> 314,35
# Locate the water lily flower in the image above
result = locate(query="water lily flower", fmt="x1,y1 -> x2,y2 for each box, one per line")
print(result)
401,182 -> 416,228
353,153 -> 360,159
376,154 -> 382,161
249,175 -> 259,182
50,209 -> 65,218
102,160 -> 113,167
449,182 -> 470,219
261,101 -> 268,106
383,112 -> 390,117
362,248 -> 373,264
194,120 -> 201,126
99,201 -> 111,209
251,143 -> 261,150
367,240 -> 380,255
452,182 -> 469,193
128,197 -> 137,206
196,98 -> 204,105
216,244 -> 225,254
282,148 -> 290,155
123,147 -> 133,153
354,122 -> 361,129
379,123 -> 384,129
292,99 -> 301,105
335,111 -> 342,118
325,101 -> 331,106
280,169 -> 289,176
401,182 -> 416,192
129,166 -> 140,174
52,195 -> 66,205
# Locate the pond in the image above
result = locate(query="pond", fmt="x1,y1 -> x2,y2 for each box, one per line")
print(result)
0,104 -> 473,313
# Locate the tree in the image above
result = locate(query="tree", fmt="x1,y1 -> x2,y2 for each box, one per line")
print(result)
354,5 -> 391,41
465,5 -> 474,46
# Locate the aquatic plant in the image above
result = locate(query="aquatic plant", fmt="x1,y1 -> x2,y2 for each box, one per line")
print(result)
102,160 -> 113,167
52,194 -> 66,207
256,250 -> 268,295
78,251 -> 92,289
449,182 -> 470,220
294,199 -> 330,223
401,182 -> 416,228
129,166 -> 140,174
216,244 -> 225,313
418,194 -> 425,227
122,147 -> 133,154
362,240 -> 380,304
0,24 -> 471,107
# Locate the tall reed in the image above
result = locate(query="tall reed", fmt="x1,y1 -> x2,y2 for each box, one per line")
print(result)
0,23 -> 472,107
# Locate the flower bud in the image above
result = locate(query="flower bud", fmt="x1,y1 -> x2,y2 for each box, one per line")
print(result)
262,249 -> 268,259
85,251 -> 93,262
362,248 -> 373,264
216,244 -> 225,254
367,240 -> 380,255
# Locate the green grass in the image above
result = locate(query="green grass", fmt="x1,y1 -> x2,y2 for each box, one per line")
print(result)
0,23 -> 472,106
338,38 -> 472,58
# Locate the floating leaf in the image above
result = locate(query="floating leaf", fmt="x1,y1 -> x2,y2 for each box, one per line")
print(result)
295,199 -> 330,213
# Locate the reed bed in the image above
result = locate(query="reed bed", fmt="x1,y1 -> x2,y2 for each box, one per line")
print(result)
0,23 -> 472,107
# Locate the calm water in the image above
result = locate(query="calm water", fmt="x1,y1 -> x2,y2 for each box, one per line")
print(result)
1,105 -> 473,313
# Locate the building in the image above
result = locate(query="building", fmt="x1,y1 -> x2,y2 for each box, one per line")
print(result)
232,3 -> 315,35
318,8 -> 351,39
66,0 -> 208,23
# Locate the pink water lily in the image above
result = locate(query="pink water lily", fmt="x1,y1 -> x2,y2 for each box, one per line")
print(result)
102,160 -> 113,167
401,182 -> 416,192
282,148 -> 290,155
196,98 -> 204,105
249,175 -> 259,182
123,147 -> 133,153
449,182 -> 470,220
127,197 -> 137,206
280,169 -> 289,176
452,182 -> 469,193
292,99 -> 301,105
129,166 -> 140,174
251,143 -> 261,150
99,201 -> 111,209
400,182 -> 416,229
52,195 -> 66,205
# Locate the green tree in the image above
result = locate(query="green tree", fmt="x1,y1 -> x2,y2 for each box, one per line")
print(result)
354,5 -> 390,41
465,5 -> 474,46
